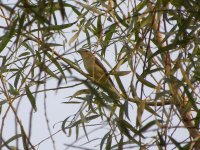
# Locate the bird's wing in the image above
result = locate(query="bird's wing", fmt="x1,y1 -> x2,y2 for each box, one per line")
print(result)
94,57 -> 115,86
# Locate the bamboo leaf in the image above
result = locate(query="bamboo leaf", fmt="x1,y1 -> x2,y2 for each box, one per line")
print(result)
137,101 -> 145,127
62,116 -> 71,133
169,136 -> 182,149
106,134 -> 112,150
136,73 -> 156,88
14,70 -> 22,88
96,15 -> 102,39
20,125 -> 29,150
25,85 -> 37,111
110,71 -> 131,76
70,89 -> 91,100
63,115 -> 100,131
75,1 -> 103,15
0,20 -> 17,53
45,51 -> 66,81
184,85 -> 198,111
100,131 -> 110,150
9,83 -> 19,95
1,134 -> 22,148
68,29 -> 81,45
80,112 -> 89,141
30,22 -> 77,32
35,60 -> 59,79
18,52 -> 30,57
102,23 -> 117,53
139,120 -> 162,133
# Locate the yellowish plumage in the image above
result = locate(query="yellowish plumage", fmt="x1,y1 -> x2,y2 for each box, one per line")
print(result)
77,49 -> 120,99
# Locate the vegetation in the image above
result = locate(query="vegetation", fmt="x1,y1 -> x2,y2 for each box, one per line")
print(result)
0,0 -> 200,149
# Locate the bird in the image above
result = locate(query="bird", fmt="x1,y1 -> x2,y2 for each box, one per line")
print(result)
77,49 -> 121,100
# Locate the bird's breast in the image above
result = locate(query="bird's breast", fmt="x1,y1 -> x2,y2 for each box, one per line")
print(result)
83,58 -> 106,82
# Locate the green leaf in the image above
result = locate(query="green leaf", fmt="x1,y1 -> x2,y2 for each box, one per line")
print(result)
16,12 -> 26,43
22,43 -> 34,53
123,100 -> 130,120
157,131 -> 166,146
62,101 -> 81,104
115,75 -> 127,99
125,120 -> 144,138
184,85 -> 198,111
61,116 -> 71,133
141,68 -> 163,77
118,136 -> 123,150
9,83 -> 19,95
75,1 -> 103,15
80,112 -> 89,141
96,15 -> 102,39
171,0 -> 184,7
74,115 -> 99,128
169,136 -> 182,149
47,21 -> 77,30
106,134 -> 112,150
18,52 -> 30,57
0,100 -> 7,113
46,43 -> 63,47
85,29 -> 91,49
136,73 -> 156,88
110,71 -> 131,76
63,115 -> 100,131
75,124 -> 79,140
25,85 -> 37,111
100,131 -> 110,150
117,120 -> 140,145
70,89 -> 91,100
113,4 -> 128,28
145,103 -> 160,117
102,23 -> 117,54
182,142 -> 192,150
139,120 -> 162,133
20,125 -> 29,150
0,19 -> 17,53
35,60 -> 59,79
45,51 -> 66,81
194,111 -> 200,129
64,3 -> 81,16
135,1 -> 146,11
14,70 -> 21,88
2,134 -> 22,148
149,37 -> 191,61
140,15 -> 152,28
0,100 -> 7,106
1,56 -> 7,66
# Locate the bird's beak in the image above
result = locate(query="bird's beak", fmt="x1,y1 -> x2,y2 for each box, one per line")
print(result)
76,49 -> 82,54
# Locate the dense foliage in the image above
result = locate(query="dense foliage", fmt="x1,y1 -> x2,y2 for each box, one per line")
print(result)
0,0 -> 200,149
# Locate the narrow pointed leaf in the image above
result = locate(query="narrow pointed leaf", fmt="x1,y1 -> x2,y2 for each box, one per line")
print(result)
25,85 -> 37,111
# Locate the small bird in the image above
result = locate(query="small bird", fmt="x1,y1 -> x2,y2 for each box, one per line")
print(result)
77,49 -> 121,99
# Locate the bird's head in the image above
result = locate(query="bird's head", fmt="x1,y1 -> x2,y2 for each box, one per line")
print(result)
77,49 -> 94,59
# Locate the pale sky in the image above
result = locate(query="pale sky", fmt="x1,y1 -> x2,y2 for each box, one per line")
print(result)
0,1 -> 191,150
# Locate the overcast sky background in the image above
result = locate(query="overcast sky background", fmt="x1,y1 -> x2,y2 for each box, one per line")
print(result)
0,1 -> 190,150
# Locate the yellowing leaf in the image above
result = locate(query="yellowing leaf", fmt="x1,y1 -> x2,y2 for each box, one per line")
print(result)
70,89 -> 91,100
68,29 -> 81,45
74,1 -> 103,15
